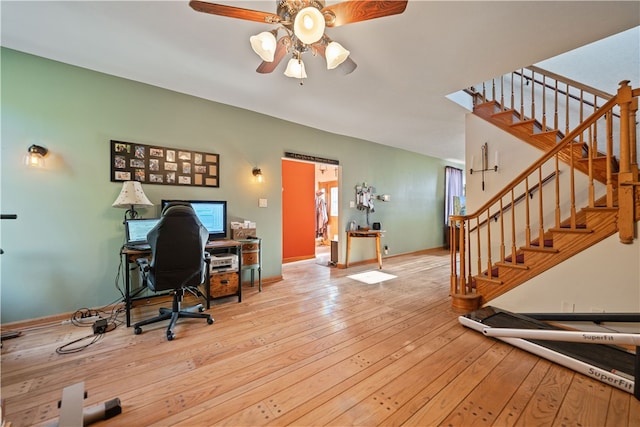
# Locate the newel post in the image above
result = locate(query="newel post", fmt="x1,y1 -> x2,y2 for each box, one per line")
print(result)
616,80 -> 637,244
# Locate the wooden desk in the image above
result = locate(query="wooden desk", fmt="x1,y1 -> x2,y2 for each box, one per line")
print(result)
345,230 -> 384,269
121,239 -> 242,327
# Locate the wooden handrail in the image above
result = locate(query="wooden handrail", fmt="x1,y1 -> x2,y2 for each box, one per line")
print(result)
514,68 -> 618,121
463,96 -> 616,220
470,171 -> 558,233
450,76 -> 638,309
526,65 -> 614,100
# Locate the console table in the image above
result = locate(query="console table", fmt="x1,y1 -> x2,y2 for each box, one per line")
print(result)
238,238 -> 262,292
345,230 -> 383,269
121,239 -> 242,327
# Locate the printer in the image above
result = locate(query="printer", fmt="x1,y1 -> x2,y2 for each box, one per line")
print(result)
209,254 -> 238,272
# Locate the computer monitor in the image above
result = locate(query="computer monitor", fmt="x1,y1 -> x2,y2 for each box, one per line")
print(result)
161,200 -> 227,240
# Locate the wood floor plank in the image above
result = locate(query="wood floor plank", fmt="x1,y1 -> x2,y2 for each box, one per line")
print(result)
316,328 -> 493,426
552,374 -> 611,427
439,346 -> 540,426
604,388 -> 632,427
514,364 -> 575,426
492,358 -> 553,426
220,306 -> 461,426
161,302 -> 451,426
107,290 -> 445,425
393,340 -> 513,426
1,250 -> 637,427
271,320 -> 467,426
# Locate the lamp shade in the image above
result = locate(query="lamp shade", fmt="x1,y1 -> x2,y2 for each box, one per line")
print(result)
24,144 -> 48,168
325,41 -> 350,69
284,58 -> 307,79
112,181 -> 153,209
250,31 -> 277,62
293,7 -> 325,44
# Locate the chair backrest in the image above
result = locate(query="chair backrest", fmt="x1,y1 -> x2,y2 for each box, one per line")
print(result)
146,204 -> 209,292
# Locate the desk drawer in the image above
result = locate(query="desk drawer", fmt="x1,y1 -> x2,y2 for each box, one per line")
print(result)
242,242 -> 259,251
242,252 -> 259,266
210,272 -> 239,298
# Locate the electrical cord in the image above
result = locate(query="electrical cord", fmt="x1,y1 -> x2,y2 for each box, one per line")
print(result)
56,298 -> 126,354
56,332 -> 104,354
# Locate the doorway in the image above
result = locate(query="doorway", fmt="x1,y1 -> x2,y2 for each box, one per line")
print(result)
315,163 -> 339,262
281,159 -> 340,264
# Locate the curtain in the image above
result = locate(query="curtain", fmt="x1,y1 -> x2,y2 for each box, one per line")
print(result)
444,166 -> 463,225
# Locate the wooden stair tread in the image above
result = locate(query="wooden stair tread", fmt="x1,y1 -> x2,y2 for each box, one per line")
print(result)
474,275 -> 502,285
495,261 -> 529,270
549,226 -> 593,234
510,118 -> 536,127
521,245 -> 559,253
583,206 -> 618,213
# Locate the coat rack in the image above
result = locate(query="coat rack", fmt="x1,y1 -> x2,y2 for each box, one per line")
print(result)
469,142 -> 498,191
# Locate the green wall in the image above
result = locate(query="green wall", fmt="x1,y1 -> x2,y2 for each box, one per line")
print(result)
1,48 -> 459,323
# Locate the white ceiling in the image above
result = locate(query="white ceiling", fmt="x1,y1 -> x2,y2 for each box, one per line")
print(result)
2,1 -> 639,162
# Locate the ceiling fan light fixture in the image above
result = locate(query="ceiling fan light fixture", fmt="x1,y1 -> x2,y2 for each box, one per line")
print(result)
325,41 -> 350,69
250,31 -> 277,62
293,7 -> 325,44
284,57 -> 307,79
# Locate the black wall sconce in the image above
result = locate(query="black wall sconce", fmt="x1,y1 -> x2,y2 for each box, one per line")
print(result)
252,167 -> 263,183
469,142 -> 498,191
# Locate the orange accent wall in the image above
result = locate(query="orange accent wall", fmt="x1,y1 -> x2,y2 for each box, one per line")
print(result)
282,159 -> 316,260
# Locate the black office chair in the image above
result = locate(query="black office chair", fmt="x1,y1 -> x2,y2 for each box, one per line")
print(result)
133,204 -> 213,340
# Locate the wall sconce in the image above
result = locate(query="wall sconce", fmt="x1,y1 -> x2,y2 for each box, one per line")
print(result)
469,142 -> 498,191
252,167 -> 263,183
24,144 -> 49,168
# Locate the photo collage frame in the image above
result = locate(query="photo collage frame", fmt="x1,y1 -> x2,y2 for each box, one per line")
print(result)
110,140 -> 219,187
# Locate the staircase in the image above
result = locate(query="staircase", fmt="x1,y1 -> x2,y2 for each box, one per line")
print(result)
450,67 -> 639,311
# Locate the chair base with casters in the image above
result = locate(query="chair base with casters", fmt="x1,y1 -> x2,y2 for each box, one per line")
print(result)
133,287 -> 214,340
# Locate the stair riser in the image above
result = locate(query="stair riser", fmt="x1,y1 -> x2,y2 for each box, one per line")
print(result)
584,209 -> 618,229
478,218 -> 619,302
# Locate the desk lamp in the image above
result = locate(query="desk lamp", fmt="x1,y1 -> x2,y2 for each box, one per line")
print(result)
112,181 -> 153,222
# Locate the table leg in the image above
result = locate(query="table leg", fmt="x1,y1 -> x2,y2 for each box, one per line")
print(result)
375,234 -> 382,269
345,232 -> 352,267
124,253 -> 131,327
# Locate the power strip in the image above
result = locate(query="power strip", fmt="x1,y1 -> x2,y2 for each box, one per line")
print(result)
61,315 -> 101,325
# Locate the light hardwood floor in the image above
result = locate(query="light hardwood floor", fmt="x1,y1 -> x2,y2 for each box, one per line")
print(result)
1,250 -> 638,426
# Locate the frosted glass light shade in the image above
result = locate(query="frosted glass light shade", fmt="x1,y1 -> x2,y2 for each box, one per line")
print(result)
284,58 -> 307,79
293,7 -> 325,44
250,31 -> 277,62
24,144 -> 48,168
325,41 -> 350,69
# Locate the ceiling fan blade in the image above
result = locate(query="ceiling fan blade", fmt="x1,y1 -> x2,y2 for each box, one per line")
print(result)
314,44 -> 358,75
322,1 -> 408,27
189,1 -> 281,24
256,36 -> 290,74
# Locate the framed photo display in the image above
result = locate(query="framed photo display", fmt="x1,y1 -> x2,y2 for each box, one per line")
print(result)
110,140 -> 219,187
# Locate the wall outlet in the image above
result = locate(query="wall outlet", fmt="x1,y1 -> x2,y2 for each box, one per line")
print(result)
384,245 -> 389,255
259,198 -> 268,208
561,301 -> 575,313
349,201 -> 355,208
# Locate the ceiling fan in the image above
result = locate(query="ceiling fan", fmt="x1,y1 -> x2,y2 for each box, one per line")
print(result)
189,1 -> 408,82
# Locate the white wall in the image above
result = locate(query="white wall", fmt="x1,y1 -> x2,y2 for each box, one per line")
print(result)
491,234 -> 640,313
465,113 -> 640,313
